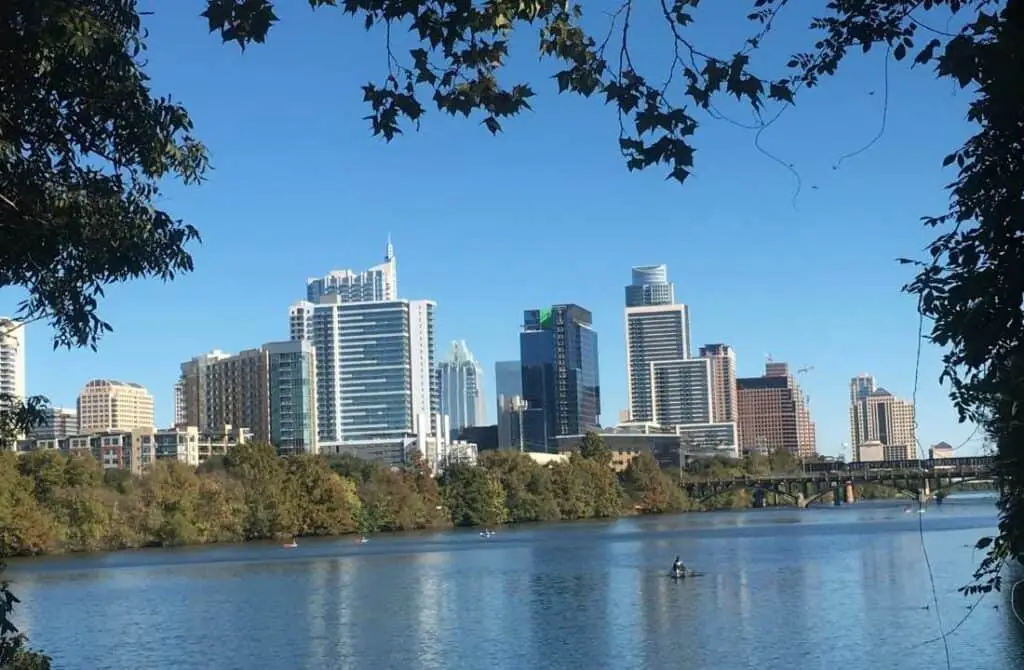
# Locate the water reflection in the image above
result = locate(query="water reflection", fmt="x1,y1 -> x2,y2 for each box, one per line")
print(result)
5,500 -> 1021,670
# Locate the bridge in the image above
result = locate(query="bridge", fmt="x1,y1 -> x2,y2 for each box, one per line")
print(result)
684,456 -> 996,508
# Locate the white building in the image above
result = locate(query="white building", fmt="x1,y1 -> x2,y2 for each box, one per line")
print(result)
291,296 -> 436,453
304,237 -> 398,306
0,317 -> 26,400
437,340 -> 486,432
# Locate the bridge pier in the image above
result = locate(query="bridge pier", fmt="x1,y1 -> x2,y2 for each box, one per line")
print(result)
795,492 -> 807,509
844,481 -> 855,504
918,478 -> 931,505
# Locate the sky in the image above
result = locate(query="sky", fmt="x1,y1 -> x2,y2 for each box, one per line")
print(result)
1,2 -> 984,459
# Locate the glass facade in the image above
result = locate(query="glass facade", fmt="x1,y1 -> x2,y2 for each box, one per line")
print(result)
266,340 -> 318,454
301,297 -> 435,446
519,305 -> 601,452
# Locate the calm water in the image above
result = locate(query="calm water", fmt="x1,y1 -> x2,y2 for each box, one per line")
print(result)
7,495 -> 1023,670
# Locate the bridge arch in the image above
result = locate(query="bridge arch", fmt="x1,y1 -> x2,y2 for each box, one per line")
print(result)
930,476 -> 996,500
696,482 -> 800,506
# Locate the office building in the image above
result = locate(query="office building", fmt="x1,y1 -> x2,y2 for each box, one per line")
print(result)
699,344 -> 738,423
497,394 -> 527,451
0,317 -> 25,402
494,359 -> 522,413
304,237 -> 397,305
437,340 -> 486,432
736,362 -> 816,458
624,265 -> 693,423
520,304 -> 600,452
77,380 -> 155,434
625,264 -> 675,307
291,296 -> 436,454
650,358 -> 713,426
173,380 -> 186,427
849,374 -> 916,461
28,407 -> 78,440
178,341 -> 318,454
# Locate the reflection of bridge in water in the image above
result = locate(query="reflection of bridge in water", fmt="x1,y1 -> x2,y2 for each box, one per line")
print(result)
685,456 -> 997,508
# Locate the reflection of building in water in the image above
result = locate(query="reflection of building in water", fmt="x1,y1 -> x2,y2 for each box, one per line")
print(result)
412,553 -> 445,667
306,560 -> 330,665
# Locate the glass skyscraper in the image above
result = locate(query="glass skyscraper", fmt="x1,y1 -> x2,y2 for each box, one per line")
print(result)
291,296 -> 436,448
266,340 -> 318,455
436,340 -> 485,432
519,304 -> 600,452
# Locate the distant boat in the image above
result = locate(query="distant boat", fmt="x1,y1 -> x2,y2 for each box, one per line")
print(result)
358,537 -> 369,544
282,541 -> 298,549
479,529 -> 496,538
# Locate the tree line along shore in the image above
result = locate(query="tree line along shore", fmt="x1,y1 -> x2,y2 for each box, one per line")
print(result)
0,436 -> 907,559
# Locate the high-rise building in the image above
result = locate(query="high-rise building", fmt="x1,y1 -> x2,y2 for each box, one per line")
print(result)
849,375 -> 916,461
497,394 -> 527,451
624,265 -> 693,423
0,317 -> 25,401
699,344 -> 738,423
625,264 -> 675,307
29,407 -> 78,440
77,380 -> 155,433
436,340 -> 485,432
173,379 -> 186,427
519,304 -> 600,452
178,341 -> 318,454
650,358 -> 713,425
494,360 -> 522,413
304,237 -> 397,305
291,296 -> 436,452
736,362 -> 815,458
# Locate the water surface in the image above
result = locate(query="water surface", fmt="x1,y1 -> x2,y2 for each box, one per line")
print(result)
8,495 -> 1022,670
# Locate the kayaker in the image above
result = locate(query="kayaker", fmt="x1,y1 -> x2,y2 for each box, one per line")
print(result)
672,556 -> 686,576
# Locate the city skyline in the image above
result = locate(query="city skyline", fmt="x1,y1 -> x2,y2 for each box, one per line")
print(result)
2,245 -> 980,460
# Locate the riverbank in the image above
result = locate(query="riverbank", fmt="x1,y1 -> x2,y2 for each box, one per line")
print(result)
0,442 -> 956,559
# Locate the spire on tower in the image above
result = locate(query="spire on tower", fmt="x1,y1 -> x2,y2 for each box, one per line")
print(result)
385,234 -> 394,261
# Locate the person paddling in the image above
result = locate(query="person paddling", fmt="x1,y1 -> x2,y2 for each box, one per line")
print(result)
671,556 -> 687,577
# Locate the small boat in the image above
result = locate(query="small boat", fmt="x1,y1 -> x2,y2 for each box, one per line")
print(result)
479,529 -> 496,538
282,541 -> 298,549
669,570 -> 704,580
358,536 -> 369,544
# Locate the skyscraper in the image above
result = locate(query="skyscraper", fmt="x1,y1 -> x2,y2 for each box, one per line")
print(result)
436,340 -> 486,432
699,344 -> 738,423
494,360 -> 522,408
849,375 -> 916,461
291,296 -> 436,450
519,304 -> 600,452
650,358 -> 714,425
304,237 -> 397,305
624,265 -> 692,423
0,317 -> 25,401
625,264 -> 675,307
495,360 -> 525,450
736,362 -> 816,458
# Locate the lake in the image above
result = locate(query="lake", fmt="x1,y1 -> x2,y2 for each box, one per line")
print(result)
7,495 -> 1023,670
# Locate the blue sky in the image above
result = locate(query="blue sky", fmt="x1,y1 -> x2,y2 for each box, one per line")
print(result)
1,3 -> 983,458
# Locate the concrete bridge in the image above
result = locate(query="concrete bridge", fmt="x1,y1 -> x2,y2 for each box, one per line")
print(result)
685,456 -> 996,508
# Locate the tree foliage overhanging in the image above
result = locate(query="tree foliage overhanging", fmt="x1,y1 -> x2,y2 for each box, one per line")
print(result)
1,0 -> 1022,599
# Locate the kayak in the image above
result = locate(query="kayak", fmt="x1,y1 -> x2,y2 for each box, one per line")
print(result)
669,571 -> 704,579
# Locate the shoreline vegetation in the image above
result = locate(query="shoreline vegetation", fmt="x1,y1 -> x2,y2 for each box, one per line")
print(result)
0,434 -> 944,561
